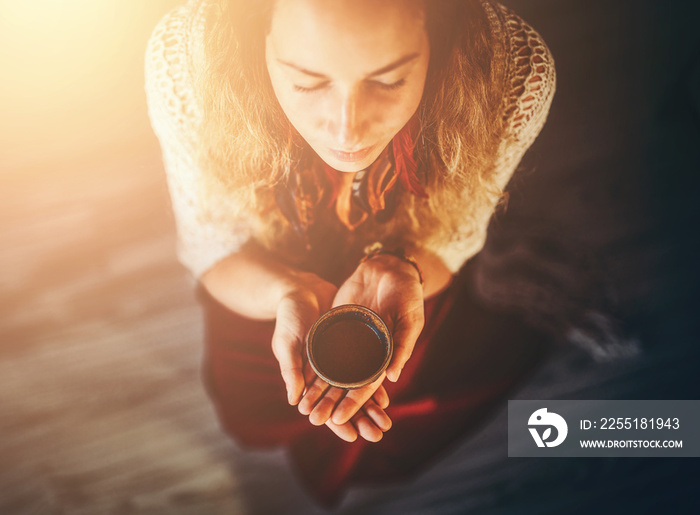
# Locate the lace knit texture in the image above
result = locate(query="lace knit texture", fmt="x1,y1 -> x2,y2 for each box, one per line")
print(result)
145,0 -> 556,279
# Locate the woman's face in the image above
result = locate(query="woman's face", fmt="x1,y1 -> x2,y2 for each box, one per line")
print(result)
265,0 -> 430,172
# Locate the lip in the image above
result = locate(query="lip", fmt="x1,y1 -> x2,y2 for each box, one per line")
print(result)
328,145 -> 373,163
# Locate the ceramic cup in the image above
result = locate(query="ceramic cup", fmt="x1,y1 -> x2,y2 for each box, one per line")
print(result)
306,304 -> 393,389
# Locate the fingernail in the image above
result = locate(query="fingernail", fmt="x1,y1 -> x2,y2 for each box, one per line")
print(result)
287,390 -> 295,405
332,412 -> 345,425
388,368 -> 402,382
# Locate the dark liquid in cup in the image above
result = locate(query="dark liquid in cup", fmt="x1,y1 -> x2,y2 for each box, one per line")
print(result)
313,319 -> 386,384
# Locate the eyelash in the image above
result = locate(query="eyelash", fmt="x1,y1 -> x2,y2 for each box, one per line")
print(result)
293,78 -> 406,94
293,83 -> 327,93
377,78 -> 406,91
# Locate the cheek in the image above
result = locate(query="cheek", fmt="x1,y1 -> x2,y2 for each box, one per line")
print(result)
379,86 -> 425,132
268,76 -> 321,134
283,97 -> 328,137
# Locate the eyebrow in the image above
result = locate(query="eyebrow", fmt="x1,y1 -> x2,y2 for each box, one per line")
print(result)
277,52 -> 420,79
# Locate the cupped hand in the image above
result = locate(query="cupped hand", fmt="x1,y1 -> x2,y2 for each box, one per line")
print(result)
305,360 -> 393,443
335,253 -> 425,384
271,272 -> 338,406
299,364 -> 392,442
270,270 -> 393,442
298,253 -> 425,432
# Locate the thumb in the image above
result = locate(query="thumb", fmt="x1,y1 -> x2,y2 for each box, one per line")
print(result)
271,299 -> 313,405
386,308 -> 424,382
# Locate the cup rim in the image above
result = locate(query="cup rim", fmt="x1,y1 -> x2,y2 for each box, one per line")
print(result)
306,304 -> 393,389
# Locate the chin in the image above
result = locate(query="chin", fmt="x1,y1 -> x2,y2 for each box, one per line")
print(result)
325,160 -> 370,173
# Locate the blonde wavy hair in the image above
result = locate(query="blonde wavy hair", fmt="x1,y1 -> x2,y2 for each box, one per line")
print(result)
194,0 -> 507,255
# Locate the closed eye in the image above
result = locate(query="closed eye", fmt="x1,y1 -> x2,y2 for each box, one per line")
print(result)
372,78 -> 406,91
293,82 -> 329,93
293,78 -> 406,94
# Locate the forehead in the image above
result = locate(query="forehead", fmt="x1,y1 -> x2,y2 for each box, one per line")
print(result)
268,0 -> 427,74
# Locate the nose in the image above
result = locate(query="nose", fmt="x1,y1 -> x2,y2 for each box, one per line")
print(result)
330,89 -> 365,148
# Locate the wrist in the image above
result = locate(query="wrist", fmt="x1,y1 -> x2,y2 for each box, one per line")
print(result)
360,242 -> 424,285
364,255 -> 424,290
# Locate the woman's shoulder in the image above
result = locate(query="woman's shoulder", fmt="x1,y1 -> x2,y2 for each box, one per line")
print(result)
144,0 -> 211,149
484,1 -> 556,148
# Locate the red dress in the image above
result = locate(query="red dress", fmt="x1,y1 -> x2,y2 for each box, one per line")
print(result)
197,257 -> 552,506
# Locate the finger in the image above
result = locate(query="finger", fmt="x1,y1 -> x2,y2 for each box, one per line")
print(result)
325,419 -> 358,443
353,410 -> 383,443
331,373 -> 385,426
298,376 -> 330,416
386,308 -> 425,382
271,341 -> 305,405
372,384 -> 390,409
309,387 -> 345,426
364,399 -> 392,432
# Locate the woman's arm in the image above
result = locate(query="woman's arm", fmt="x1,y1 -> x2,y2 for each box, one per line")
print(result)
200,244 -> 334,321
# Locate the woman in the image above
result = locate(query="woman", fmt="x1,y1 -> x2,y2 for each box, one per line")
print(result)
145,0 -> 555,504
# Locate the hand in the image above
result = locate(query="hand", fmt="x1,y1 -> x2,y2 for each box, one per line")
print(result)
335,254 -> 425,383
301,363 -> 392,443
298,254 -> 425,438
271,272 -> 338,405
270,270 -> 393,443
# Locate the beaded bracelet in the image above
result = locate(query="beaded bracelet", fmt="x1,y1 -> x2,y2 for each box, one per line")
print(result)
359,242 -> 424,285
